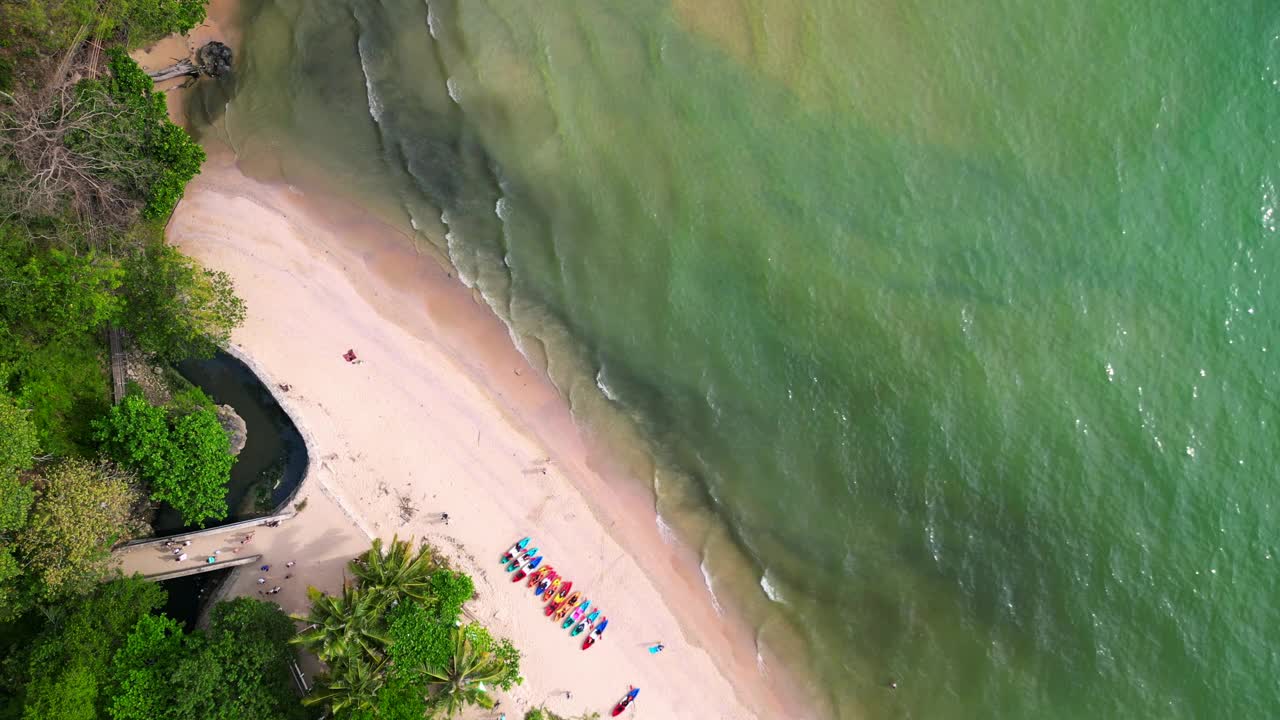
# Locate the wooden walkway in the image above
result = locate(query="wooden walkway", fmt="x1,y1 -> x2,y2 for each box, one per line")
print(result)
107,325 -> 127,404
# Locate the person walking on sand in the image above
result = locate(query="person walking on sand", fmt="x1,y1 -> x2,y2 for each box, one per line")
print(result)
441,512 -> 450,525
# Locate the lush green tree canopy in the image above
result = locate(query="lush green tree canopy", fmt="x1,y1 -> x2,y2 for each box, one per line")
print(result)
17,458 -> 146,599
0,0 -> 210,58
119,242 -> 245,361
0,392 -> 39,479
107,598 -> 306,720
8,577 -> 166,720
94,394 -> 233,526
0,245 -> 122,345
0,235 -> 116,455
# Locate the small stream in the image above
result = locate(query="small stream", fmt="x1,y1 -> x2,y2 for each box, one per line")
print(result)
156,350 -> 308,621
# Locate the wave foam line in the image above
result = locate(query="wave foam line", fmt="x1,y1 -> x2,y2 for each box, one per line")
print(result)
356,37 -> 384,123
700,559 -> 726,617
760,572 -> 785,604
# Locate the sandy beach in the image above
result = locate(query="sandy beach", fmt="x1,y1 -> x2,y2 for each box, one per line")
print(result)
129,4 -> 815,717
165,148 -> 801,719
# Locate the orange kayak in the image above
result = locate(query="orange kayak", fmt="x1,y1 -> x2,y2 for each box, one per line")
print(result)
550,591 -> 582,620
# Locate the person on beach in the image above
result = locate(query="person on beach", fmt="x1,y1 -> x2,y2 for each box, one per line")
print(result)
176,553 -> 187,562
442,512 -> 450,525
285,560 -> 295,567
172,547 -> 182,555
257,577 -> 266,584
260,564 -> 270,571
648,643 -> 665,654
206,556 -> 216,564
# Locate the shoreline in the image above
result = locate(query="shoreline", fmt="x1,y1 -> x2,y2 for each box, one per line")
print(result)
138,3 -> 822,716
166,144 -> 815,718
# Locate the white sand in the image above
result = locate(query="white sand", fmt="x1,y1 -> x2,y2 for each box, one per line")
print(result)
137,3 -> 813,715
165,147 -> 806,719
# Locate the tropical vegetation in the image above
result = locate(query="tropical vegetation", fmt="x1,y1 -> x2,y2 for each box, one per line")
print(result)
94,393 -> 235,526
0,3 -> 288,718
0,578 -> 305,720
294,536 -> 521,719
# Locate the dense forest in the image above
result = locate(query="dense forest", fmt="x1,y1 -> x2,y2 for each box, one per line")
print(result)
0,3 -> 545,718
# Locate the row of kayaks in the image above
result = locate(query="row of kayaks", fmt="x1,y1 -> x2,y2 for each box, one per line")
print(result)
502,537 -> 610,650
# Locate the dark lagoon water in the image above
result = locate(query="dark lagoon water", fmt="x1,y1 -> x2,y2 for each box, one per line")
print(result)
198,1 -> 1280,717
153,351 -> 307,533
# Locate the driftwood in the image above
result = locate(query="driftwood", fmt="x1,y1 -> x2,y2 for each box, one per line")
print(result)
147,41 -> 233,82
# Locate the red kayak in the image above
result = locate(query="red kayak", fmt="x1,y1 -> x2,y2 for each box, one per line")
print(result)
527,565 -> 553,588
582,617 -> 608,649
611,686 -> 639,716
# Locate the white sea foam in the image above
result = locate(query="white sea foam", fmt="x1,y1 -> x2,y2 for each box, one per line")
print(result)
356,38 -> 384,123
441,217 -> 476,289
446,77 -> 460,104
700,560 -> 725,616
425,3 -> 438,38
760,573 -> 785,604
495,197 -> 510,221
655,512 -> 676,544
595,369 -> 620,402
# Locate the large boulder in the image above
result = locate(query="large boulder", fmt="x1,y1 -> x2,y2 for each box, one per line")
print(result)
216,404 -> 248,455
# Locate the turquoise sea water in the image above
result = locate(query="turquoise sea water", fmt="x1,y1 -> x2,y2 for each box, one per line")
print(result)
199,1 -> 1280,716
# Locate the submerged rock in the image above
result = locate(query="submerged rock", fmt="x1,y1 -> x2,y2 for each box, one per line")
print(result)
216,404 -> 248,455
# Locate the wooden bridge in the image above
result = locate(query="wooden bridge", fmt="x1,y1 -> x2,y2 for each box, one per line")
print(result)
111,513 -> 293,582
107,325 -> 127,404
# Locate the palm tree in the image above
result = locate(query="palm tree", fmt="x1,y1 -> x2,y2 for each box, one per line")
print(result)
290,584 -> 391,664
421,627 -> 507,717
349,535 -> 436,602
303,654 -> 387,717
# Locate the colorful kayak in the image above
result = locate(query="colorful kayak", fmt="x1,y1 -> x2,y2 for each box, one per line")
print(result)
571,609 -> 600,637
538,576 -> 563,599
500,537 -> 530,564
534,572 -> 558,597
611,687 -> 639,716
561,599 -> 591,628
512,556 -> 544,582
526,565 -> 553,588
546,581 -> 574,607
551,592 -> 583,621
507,551 -> 539,574
582,617 -> 608,650
506,548 -> 539,572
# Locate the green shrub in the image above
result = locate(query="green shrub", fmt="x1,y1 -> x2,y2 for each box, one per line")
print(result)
387,601 -> 453,672
94,394 -> 233,526
427,568 -> 475,623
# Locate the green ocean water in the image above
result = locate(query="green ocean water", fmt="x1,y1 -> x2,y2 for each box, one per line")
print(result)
197,1 -> 1280,717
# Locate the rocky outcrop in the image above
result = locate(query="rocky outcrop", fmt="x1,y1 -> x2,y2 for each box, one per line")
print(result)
216,404 -> 247,455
